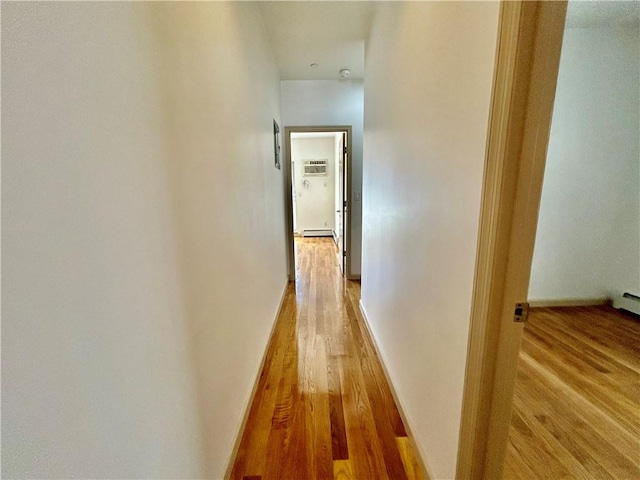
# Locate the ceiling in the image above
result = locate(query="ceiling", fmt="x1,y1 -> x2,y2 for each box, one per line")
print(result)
258,1 -> 374,81
258,1 -> 638,81
566,0 -> 640,28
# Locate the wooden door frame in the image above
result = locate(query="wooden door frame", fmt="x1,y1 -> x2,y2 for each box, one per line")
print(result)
457,2 -> 567,479
283,126 -> 353,281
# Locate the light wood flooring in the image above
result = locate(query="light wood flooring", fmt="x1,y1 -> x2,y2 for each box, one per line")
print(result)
505,306 -> 640,479
229,237 -> 428,480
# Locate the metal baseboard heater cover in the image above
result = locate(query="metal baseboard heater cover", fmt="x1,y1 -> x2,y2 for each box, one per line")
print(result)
613,292 -> 640,316
302,229 -> 333,237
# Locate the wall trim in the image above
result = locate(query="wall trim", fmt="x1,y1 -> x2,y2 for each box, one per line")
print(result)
224,280 -> 290,480
529,297 -> 610,308
358,299 -> 435,480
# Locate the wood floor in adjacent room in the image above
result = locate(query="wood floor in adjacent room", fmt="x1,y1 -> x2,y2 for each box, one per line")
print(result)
505,305 -> 640,479
229,237 -> 427,480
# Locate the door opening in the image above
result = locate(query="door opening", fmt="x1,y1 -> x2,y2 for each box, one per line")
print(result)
284,126 -> 352,281
457,2 -> 568,479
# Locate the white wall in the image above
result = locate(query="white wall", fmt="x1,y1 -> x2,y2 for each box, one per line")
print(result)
148,4 -> 287,477
281,80 -> 364,275
529,26 -> 640,301
291,137 -> 336,233
361,3 -> 499,478
2,2 -> 286,479
2,3 -> 205,477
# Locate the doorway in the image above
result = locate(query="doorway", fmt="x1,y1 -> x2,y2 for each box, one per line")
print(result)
457,1 -> 639,478
505,2 -> 640,477
284,126 -> 352,281
457,2 -> 569,478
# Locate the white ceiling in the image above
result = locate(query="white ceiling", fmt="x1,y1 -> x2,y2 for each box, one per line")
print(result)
566,0 -> 640,28
258,1 -> 374,81
258,1 -> 638,81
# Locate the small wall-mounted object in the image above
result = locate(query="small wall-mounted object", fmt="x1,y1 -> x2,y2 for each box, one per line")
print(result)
303,159 -> 328,176
273,120 -> 281,170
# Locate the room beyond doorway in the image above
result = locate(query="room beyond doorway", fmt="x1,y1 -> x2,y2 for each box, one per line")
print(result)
284,126 -> 353,281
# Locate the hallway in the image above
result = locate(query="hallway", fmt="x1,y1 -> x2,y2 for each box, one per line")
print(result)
1,2 -> 525,477
229,238 -> 427,480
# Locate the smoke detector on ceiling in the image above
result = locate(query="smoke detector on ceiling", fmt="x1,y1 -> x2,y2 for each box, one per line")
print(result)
339,68 -> 351,79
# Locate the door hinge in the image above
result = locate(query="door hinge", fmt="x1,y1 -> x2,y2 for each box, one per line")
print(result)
514,302 -> 530,323
343,250 -> 347,257
343,146 -> 348,155
344,200 -> 347,208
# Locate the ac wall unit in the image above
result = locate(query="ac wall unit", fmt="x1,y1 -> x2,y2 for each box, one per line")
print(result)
303,160 -> 328,176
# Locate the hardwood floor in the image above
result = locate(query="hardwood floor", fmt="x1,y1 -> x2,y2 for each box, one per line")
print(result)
229,237 -> 428,480
505,306 -> 640,479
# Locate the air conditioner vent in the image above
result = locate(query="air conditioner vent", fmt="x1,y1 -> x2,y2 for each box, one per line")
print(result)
303,160 -> 328,176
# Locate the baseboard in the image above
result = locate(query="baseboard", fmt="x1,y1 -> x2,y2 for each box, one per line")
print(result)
613,292 -> 640,316
358,299 -> 435,480
224,281 -> 290,480
528,297 -> 610,308
302,228 -> 333,237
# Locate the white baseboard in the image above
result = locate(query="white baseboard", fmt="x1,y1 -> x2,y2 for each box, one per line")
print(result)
224,281 -> 290,479
528,297 -> 610,308
358,299 -> 435,480
302,228 -> 333,237
613,293 -> 640,315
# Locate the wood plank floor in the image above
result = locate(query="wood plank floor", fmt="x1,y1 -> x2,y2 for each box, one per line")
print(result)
505,306 -> 640,479
229,237 -> 428,480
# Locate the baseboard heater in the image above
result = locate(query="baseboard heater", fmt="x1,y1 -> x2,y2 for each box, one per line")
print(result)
613,292 -> 640,316
302,229 -> 333,237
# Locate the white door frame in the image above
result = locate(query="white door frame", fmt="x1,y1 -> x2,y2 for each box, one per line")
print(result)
457,2 -> 568,479
335,132 -> 346,273
283,126 -> 353,281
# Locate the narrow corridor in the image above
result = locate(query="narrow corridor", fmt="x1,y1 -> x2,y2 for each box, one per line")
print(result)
230,237 -> 427,480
